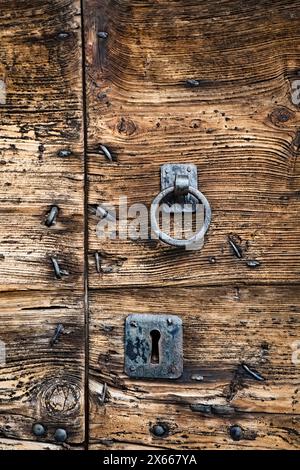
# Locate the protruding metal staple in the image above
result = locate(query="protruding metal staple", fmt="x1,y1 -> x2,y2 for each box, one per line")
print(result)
97,31 -> 108,39
50,323 -> 64,347
242,363 -> 265,382
99,144 -> 112,162
50,257 -> 68,279
45,205 -> 59,227
228,236 -> 242,258
186,79 -> 200,87
96,205 -> 115,221
99,383 -> 108,405
95,252 -> 101,273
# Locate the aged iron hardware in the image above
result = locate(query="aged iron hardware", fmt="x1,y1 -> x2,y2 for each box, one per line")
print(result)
45,205 -> 58,227
124,314 -> 183,379
151,423 -> 169,438
32,423 -> 46,437
150,163 -> 211,248
50,256 -> 69,279
99,144 -> 113,161
54,428 -> 67,442
160,163 -> 199,213
229,425 -> 243,441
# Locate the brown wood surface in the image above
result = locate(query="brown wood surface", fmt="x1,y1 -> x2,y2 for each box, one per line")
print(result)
0,0 -> 299,451
0,292 -> 85,445
0,0 -> 84,291
0,0 -> 85,448
89,287 -> 300,449
86,0 -> 300,288
85,0 -> 300,450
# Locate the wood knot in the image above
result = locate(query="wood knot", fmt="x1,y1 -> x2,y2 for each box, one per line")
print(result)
291,131 -> 300,152
41,380 -> 81,417
117,117 -> 137,136
269,106 -> 295,127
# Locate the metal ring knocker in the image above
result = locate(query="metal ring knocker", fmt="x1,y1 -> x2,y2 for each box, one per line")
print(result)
151,165 -> 212,248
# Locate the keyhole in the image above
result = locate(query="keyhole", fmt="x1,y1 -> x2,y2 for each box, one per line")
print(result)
150,329 -> 161,364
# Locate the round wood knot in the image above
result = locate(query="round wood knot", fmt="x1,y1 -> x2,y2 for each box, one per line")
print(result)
116,117 -> 137,136
43,381 -> 80,416
269,106 -> 295,126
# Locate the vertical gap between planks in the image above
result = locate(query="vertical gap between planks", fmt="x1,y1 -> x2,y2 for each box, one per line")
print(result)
80,0 -> 90,451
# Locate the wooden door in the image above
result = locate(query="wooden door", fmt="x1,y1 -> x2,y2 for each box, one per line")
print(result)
85,0 -> 300,450
0,0 -> 299,451
0,0 -> 85,449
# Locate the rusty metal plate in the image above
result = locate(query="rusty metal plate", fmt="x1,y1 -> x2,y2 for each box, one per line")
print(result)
124,314 -> 183,379
161,163 -> 198,213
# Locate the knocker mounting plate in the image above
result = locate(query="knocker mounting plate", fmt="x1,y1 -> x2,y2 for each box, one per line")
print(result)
161,163 -> 198,213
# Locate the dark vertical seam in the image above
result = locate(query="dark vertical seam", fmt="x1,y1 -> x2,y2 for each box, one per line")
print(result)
80,0 -> 90,451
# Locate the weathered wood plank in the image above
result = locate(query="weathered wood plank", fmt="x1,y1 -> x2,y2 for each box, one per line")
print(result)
89,286 -> 300,449
0,438 -> 70,450
85,0 -> 300,451
0,0 -> 84,290
0,291 -> 84,444
90,401 -> 300,450
0,212 -> 83,291
85,0 -> 300,288
0,0 -> 85,448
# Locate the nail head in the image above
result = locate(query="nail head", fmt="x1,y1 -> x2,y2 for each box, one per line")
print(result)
54,428 -> 67,442
246,260 -> 261,268
151,424 -> 168,438
58,32 -> 70,39
229,425 -> 243,441
97,31 -> 108,39
57,149 -> 72,158
32,423 -> 46,437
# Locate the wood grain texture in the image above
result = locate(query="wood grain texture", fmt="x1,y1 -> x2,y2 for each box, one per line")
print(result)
0,0 -> 84,291
85,0 -> 300,451
90,404 -> 299,450
85,0 -> 300,288
89,286 -> 300,449
0,438 -> 72,450
0,291 -> 85,446
0,0 -> 85,448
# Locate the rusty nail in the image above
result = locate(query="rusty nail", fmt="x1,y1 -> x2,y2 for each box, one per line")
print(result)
191,374 -> 204,381
51,257 -> 62,279
32,423 -> 46,437
99,383 -> 108,405
229,425 -> 243,441
242,363 -> 265,382
54,428 -> 67,442
186,79 -> 200,87
95,252 -> 101,273
57,32 -> 70,39
228,236 -> 242,259
97,31 -> 108,39
50,257 -> 68,279
96,205 -> 115,221
45,205 -> 59,227
99,144 -> 112,162
57,149 -> 72,158
50,323 -> 64,347
246,260 -> 261,268
151,423 -> 169,438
